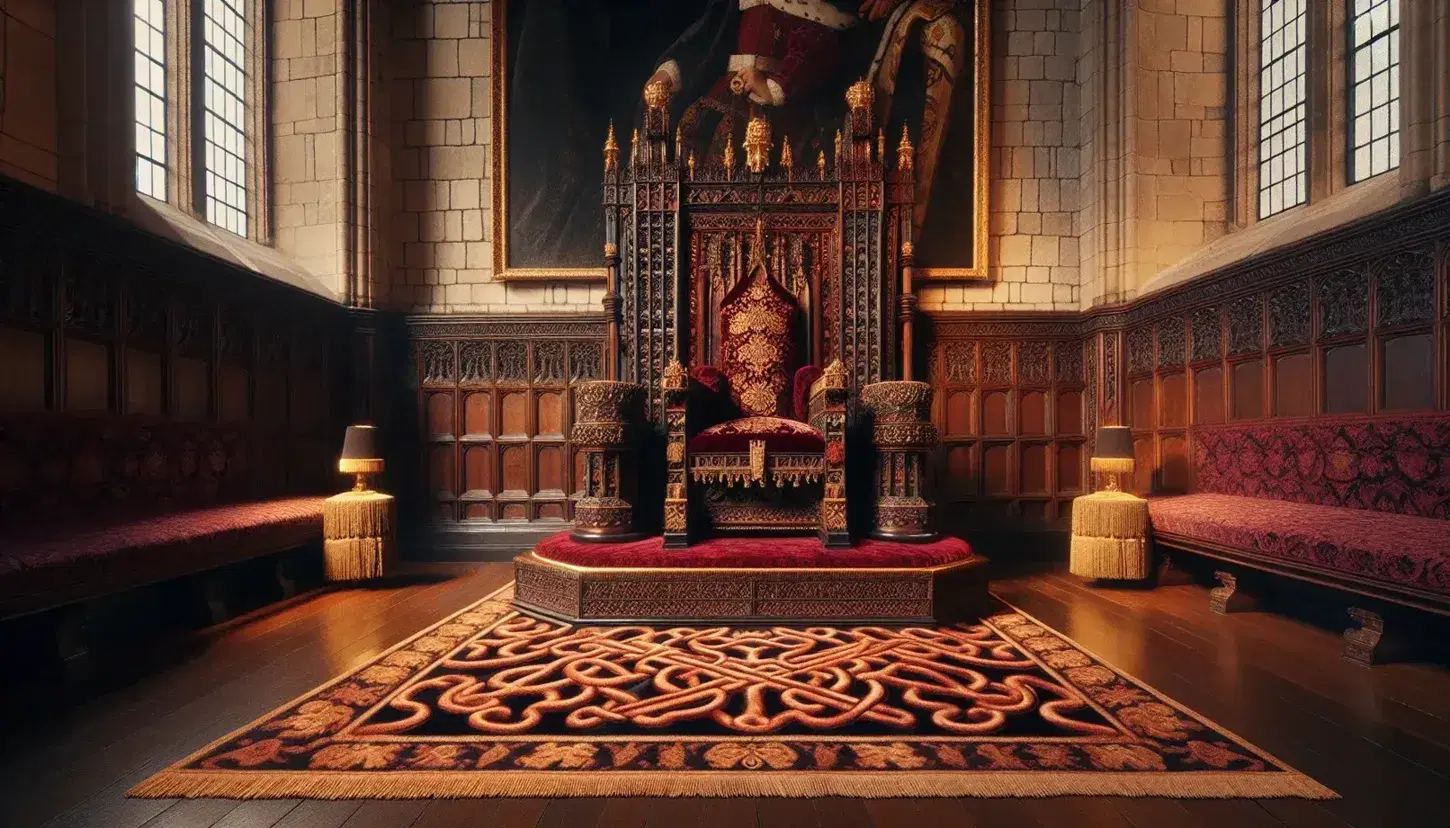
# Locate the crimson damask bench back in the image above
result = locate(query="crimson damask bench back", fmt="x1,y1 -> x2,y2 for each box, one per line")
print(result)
1188,414 -> 1450,519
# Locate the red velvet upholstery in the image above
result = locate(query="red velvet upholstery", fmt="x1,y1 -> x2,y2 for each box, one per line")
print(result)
718,258 -> 799,417
1191,415 -> 1450,518
1150,494 -> 1450,596
688,415 -> 825,454
536,531 -> 974,569
0,497 -> 326,617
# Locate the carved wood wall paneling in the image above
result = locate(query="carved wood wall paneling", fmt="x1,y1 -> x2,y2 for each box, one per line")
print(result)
926,314 -> 1087,532
1118,239 -> 1445,497
0,178 -> 352,530
405,317 -> 608,526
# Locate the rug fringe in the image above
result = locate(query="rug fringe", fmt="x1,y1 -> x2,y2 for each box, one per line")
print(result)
129,768 -> 1337,801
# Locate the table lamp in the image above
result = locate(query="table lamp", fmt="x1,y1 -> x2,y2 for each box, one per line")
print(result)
326,424 -> 395,581
1090,426 -> 1134,492
339,424 -> 383,492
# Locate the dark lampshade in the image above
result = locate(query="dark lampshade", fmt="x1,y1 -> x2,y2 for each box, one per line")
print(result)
1090,426 -> 1134,475
339,425 -> 383,475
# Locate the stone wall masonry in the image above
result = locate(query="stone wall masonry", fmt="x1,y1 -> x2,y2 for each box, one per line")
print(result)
919,0 -> 1082,313
387,0 -> 601,313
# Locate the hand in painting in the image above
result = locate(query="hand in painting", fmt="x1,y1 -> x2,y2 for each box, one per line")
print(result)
858,0 -> 904,22
731,66 -> 776,104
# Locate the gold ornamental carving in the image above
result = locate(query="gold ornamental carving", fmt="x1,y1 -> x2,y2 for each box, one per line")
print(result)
846,79 -> 874,136
897,124 -> 915,173
744,116 -> 772,175
602,122 -> 619,174
662,360 -> 687,391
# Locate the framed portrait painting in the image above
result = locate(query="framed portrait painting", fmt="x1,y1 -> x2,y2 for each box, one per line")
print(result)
490,0 -> 989,281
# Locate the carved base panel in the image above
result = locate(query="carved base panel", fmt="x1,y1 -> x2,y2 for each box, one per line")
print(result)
513,552 -> 990,625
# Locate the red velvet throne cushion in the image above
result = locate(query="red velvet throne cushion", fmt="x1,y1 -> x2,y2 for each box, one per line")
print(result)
689,416 -> 825,454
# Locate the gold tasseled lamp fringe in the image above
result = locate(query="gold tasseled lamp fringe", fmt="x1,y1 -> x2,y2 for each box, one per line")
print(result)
1069,490 -> 1150,580
323,490 -> 396,581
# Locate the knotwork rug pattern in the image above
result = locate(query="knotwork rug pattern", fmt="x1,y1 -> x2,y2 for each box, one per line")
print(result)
131,584 -> 1334,799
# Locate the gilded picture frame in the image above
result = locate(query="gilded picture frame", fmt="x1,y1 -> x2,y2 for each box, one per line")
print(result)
490,0 -> 990,283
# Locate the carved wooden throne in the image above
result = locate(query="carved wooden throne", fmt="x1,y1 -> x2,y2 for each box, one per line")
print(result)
570,79 -> 941,549
666,220 -> 850,545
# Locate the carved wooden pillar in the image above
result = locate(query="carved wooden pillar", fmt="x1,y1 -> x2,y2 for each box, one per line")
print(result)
662,361 -> 689,548
570,380 -> 643,542
862,380 -> 937,541
811,362 -> 851,548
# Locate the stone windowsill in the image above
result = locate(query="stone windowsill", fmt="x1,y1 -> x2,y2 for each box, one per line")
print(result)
1138,173 -> 1403,299
129,195 -> 339,302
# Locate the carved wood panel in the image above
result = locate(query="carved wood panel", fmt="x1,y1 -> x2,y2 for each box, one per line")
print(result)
1117,232 -> 1445,496
0,179 -> 349,530
927,315 -> 1087,531
406,317 -> 606,525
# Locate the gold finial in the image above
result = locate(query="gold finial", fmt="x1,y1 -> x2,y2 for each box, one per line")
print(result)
780,136 -> 793,180
674,124 -> 683,162
846,79 -> 874,113
723,136 -> 736,177
877,128 -> 885,164
643,78 -> 670,111
817,150 -> 827,181
603,121 -> 619,174
822,359 -> 847,389
687,151 -> 696,180
663,360 -> 687,391
897,123 -> 915,173
833,130 -> 843,167
630,128 -> 639,167
744,115 -> 772,175
749,218 -> 767,268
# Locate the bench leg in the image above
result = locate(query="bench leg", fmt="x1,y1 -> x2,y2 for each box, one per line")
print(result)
202,575 -> 230,626
54,603 -> 95,680
275,559 -> 298,600
1343,607 -> 1385,667
1209,571 -> 1255,614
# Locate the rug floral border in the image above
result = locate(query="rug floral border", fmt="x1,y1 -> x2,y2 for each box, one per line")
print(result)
130,584 -> 1336,800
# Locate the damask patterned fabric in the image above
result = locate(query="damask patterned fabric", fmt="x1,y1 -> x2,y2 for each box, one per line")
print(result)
0,497 -> 326,616
1190,415 -> 1450,518
536,531 -> 974,569
718,260 -> 799,417
688,415 -> 825,454
1150,494 -> 1450,596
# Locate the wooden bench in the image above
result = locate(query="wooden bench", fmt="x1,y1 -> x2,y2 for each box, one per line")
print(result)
1147,414 -> 1450,666
0,415 -> 328,662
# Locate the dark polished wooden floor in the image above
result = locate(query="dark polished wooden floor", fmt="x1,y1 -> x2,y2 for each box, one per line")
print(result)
3,559 -> 1448,828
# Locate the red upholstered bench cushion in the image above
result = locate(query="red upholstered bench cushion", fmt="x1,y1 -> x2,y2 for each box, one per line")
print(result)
1149,493 -> 1450,597
535,532 -> 974,569
0,496 -> 326,617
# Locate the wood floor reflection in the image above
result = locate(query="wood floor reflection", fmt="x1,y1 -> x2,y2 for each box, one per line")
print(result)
2,560 -> 1447,828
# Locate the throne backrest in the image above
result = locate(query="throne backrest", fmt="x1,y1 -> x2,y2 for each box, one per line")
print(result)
718,256 -> 799,418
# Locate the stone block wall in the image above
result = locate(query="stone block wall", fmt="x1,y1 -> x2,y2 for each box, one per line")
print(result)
919,0 -> 1082,312
385,0 -> 601,313
0,0 -> 58,190
272,0 -> 347,285
1126,0 -> 1229,281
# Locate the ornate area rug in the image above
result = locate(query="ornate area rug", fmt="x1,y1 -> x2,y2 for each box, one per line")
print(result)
131,584 -> 1334,799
